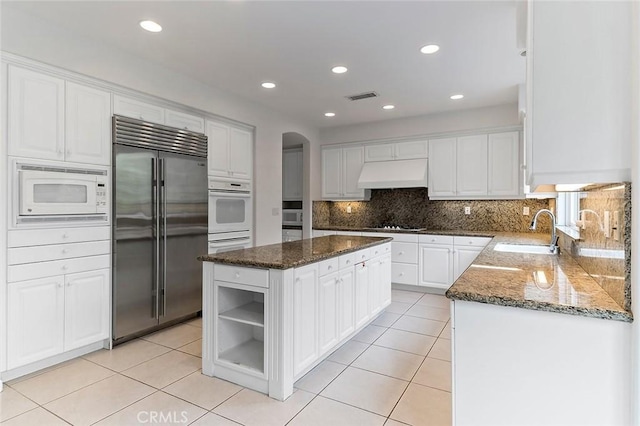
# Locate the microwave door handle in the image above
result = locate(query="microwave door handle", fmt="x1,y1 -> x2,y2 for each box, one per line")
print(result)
160,158 -> 167,318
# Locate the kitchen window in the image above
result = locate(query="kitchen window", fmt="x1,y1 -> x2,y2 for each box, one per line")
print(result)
556,191 -> 581,229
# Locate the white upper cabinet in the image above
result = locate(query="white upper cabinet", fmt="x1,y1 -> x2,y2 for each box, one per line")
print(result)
113,95 -> 164,124
456,135 -> 488,196
429,132 -> 521,200
65,82 -> 111,165
427,138 -> 457,197
165,109 -> 205,133
206,120 -> 252,181
9,66 -> 111,165
9,65 -> 65,161
321,145 -> 368,200
488,131 -> 520,196
525,1 -> 631,187
364,140 -> 428,162
283,149 -> 303,201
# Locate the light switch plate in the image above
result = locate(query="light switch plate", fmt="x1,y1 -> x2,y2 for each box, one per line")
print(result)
464,206 -> 471,215
523,207 -> 530,216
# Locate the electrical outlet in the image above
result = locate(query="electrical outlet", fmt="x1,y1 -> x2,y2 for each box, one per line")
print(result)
464,206 -> 471,215
613,211 -> 620,241
523,207 -> 530,216
347,205 -> 352,214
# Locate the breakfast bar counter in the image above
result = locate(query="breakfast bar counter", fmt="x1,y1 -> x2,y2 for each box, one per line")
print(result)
198,235 -> 392,401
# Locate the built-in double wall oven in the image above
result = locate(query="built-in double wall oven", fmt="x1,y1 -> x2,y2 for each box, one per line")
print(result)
208,179 -> 252,253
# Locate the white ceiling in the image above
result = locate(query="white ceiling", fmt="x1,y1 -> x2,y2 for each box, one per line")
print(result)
2,1 -> 525,129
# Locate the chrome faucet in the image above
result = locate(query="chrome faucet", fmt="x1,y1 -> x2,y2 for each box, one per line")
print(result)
529,209 -> 559,253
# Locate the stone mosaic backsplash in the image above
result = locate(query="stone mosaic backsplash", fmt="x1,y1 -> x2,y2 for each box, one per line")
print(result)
313,188 -> 552,233
557,183 -> 631,311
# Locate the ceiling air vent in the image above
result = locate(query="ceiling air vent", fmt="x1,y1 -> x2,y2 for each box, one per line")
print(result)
346,91 -> 378,101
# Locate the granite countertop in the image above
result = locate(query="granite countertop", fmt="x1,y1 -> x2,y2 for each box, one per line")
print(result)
198,235 -> 392,270
313,226 -> 632,322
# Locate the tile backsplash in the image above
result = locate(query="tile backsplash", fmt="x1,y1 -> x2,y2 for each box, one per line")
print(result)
313,188 -> 552,233
557,183 -> 631,311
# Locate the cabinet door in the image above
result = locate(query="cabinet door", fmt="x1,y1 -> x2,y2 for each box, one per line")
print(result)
283,149 -> 302,200
206,120 -> 230,178
322,147 -> 343,199
419,244 -> 452,289
488,132 -> 521,197
165,109 -> 205,133
428,138 -> 457,197
342,146 -> 365,198
453,246 -> 483,282
380,254 -> 392,308
364,143 -> 395,162
7,276 -> 65,369
64,269 -> 110,351
368,258 -> 382,317
293,265 -> 319,376
457,135 -> 488,196
338,268 -> 355,340
113,95 -> 164,124
395,140 -> 428,160
65,82 -> 111,166
229,128 -> 252,180
318,272 -> 340,355
354,262 -> 370,329
9,66 -> 65,160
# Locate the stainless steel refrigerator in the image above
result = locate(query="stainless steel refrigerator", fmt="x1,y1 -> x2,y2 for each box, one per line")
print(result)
112,115 -> 208,343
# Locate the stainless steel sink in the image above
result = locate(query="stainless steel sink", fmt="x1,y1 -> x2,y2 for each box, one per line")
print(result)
493,243 -> 556,255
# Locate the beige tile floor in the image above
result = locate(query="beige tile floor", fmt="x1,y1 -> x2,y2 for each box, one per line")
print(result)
1,290 -> 451,426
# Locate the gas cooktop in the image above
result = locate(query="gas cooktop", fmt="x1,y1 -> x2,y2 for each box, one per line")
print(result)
369,225 -> 427,232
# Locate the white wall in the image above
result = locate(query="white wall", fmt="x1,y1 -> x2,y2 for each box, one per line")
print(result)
1,6 -> 319,246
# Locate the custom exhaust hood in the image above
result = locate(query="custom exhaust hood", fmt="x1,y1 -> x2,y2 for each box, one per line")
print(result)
357,158 -> 428,189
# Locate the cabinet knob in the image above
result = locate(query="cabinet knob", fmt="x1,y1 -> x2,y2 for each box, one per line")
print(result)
296,277 -> 301,283
62,248 -> 69,254
399,272 -> 404,276
67,282 -> 72,287
62,233 -> 69,239
328,265 -> 333,270
468,241 -> 473,244
399,251 -> 404,255
58,283 -> 63,288
346,260 -> 351,264
235,272 -> 240,278
335,278 -> 339,284
66,149 -> 71,155
431,238 -> 436,242
62,265 -> 68,271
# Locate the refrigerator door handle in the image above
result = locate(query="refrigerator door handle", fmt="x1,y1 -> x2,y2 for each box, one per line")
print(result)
160,157 -> 167,317
151,157 -> 159,320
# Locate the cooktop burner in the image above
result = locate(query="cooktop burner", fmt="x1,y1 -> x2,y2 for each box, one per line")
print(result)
371,225 -> 426,231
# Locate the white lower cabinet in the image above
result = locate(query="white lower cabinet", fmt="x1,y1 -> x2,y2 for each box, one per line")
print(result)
354,261 -> 370,329
318,272 -> 340,356
7,268 -> 110,369
337,267 -> 355,340
419,235 -> 491,290
293,264 -> 319,376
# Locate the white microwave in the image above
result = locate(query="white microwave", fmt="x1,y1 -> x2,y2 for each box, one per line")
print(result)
282,209 -> 303,226
18,165 -> 108,217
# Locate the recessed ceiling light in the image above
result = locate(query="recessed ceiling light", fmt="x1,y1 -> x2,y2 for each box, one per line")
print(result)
261,82 -> 276,89
331,66 -> 348,74
420,44 -> 440,54
140,20 -> 162,33
324,112 -> 336,117
450,94 -> 464,100
382,105 -> 395,110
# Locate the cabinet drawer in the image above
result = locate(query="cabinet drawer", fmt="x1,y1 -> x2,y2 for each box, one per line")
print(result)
339,252 -> 355,270
454,236 -> 492,248
8,240 -> 111,265
419,234 -> 454,245
370,243 -> 390,258
392,263 -> 418,285
392,242 -> 418,264
354,248 -> 371,263
8,226 -> 111,248
318,257 -> 340,276
214,264 -> 269,288
8,254 -> 110,283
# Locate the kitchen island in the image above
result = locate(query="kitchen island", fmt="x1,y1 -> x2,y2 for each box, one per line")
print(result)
197,235 -> 392,401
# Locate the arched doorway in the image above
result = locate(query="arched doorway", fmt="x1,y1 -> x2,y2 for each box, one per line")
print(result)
282,132 -> 311,240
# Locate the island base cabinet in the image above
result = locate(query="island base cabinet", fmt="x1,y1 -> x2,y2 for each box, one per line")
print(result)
452,301 -> 631,426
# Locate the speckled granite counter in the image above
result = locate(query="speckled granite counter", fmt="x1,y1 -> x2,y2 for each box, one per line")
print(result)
313,225 -> 494,238
198,235 -> 392,269
313,227 -> 632,322
446,233 -> 632,322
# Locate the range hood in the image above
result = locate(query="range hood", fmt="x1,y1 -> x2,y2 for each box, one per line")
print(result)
357,158 -> 428,189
